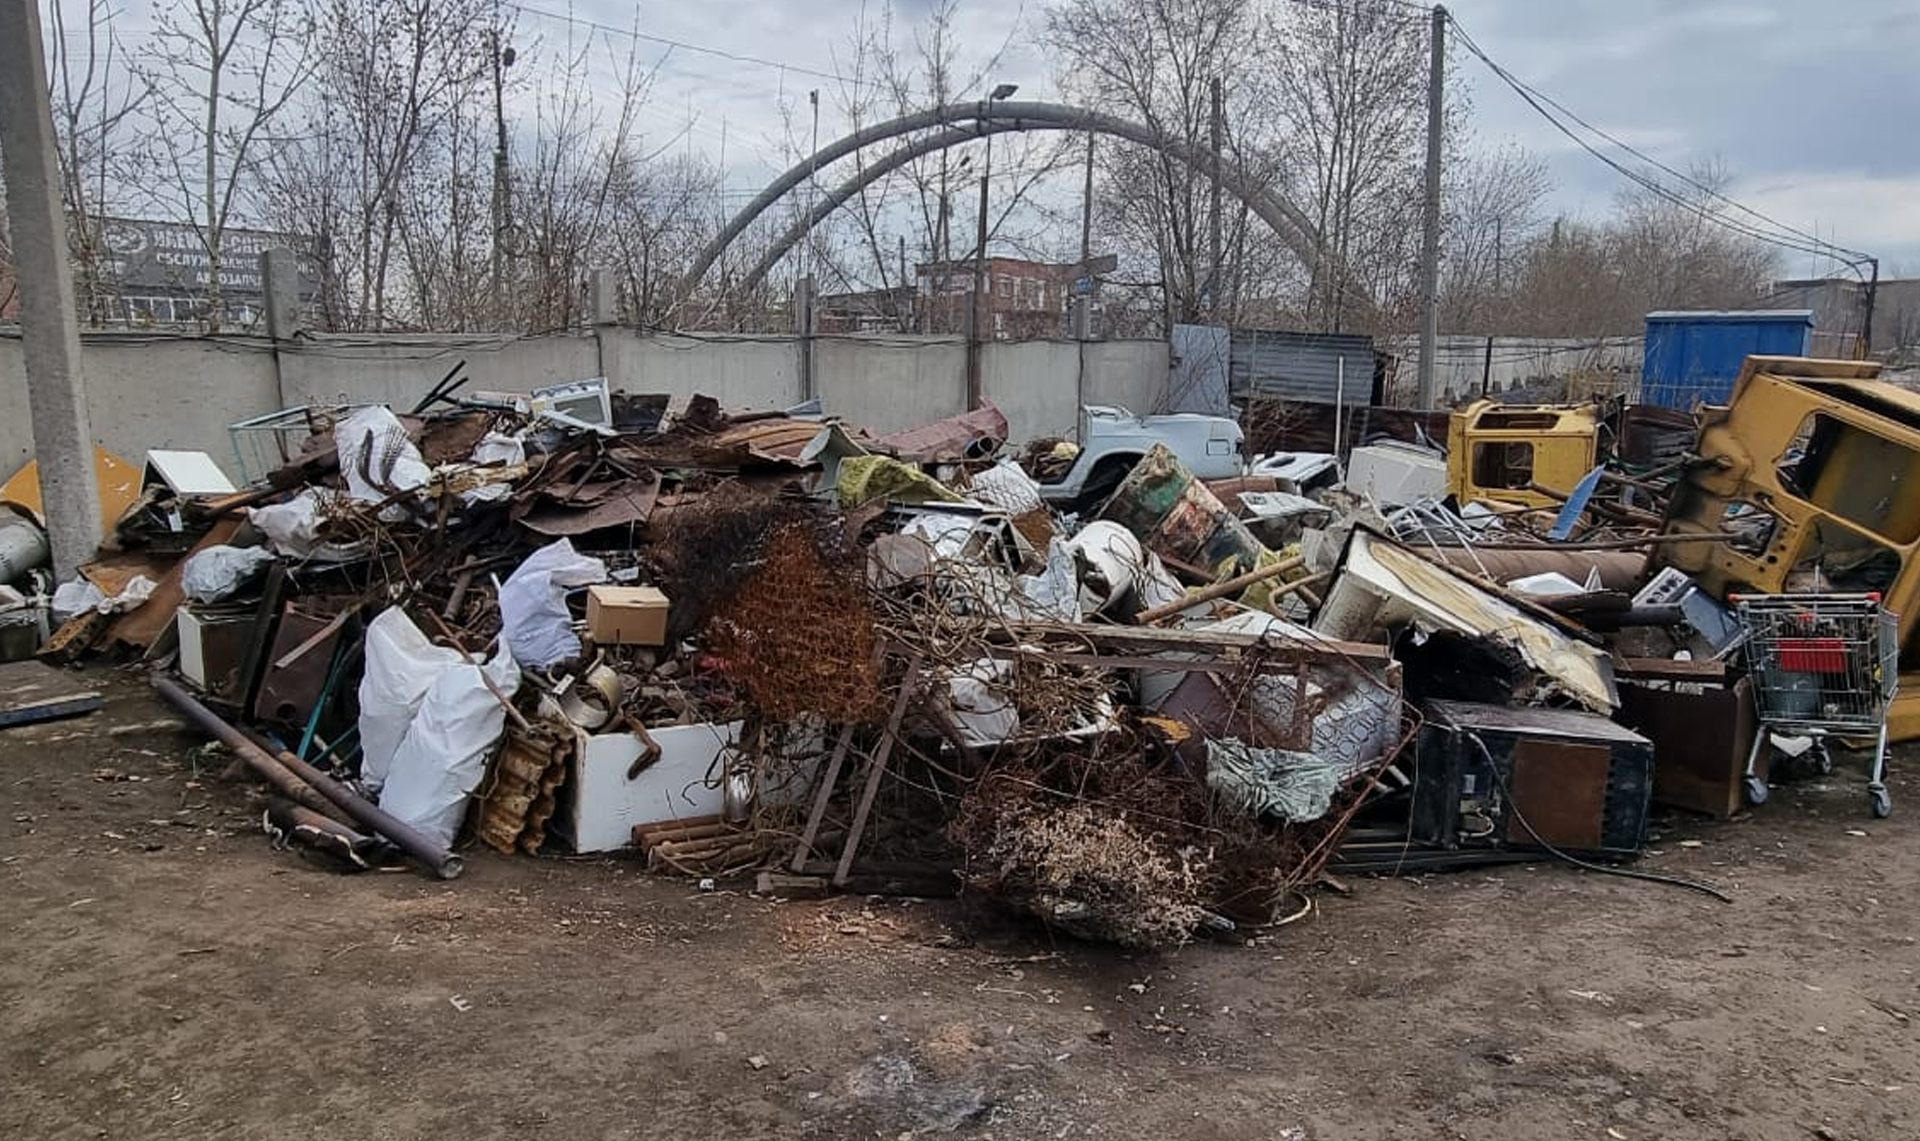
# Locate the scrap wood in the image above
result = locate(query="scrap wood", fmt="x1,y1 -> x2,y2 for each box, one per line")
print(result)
836,652 -> 925,887
106,516 -> 242,653
37,609 -> 114,665
1135,555 -> 1306,625
0,661 -> 103,729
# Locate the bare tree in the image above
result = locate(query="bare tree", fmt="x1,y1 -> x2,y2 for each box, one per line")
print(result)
1264,0 -> 1434,335
137,0 -> 314,331
1438,141 -> 1551,333
1044,0 -> 1270,331
264,0 -> 493,330
46,0 -> 146,325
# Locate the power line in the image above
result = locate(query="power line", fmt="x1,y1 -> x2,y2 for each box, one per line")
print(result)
1446,13 -> 1874,276
505,1 -> 892,94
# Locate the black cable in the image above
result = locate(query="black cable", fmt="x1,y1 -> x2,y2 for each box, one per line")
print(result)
1447,16 -> 1873,276
1466,733 -> 1733,903
1450,15 -> 1860,259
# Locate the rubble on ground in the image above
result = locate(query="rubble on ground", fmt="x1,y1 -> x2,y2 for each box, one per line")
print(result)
2,354 -> 1909,950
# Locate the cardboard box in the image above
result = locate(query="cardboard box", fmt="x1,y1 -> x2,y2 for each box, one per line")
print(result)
586,584 -> 669,645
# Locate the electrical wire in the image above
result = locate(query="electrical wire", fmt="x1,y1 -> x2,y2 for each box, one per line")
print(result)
505,1 -> 895,94
1467,733 -> 1733,903
1448,14 -> 1866,265
1446,14 -> 1874,277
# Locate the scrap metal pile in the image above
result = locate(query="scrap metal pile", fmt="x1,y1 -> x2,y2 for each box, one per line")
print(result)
4,353 -> 1910,949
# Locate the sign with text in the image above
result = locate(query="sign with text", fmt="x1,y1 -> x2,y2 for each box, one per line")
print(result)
98,218 -> 320,300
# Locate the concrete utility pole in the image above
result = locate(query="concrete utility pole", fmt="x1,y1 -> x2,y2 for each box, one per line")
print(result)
0,2 -> 103,578
1417,5 -> 1447,409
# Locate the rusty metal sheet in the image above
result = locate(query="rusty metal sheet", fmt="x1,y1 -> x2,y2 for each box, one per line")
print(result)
873,403 -> 1009,462
519,480 -> 659,536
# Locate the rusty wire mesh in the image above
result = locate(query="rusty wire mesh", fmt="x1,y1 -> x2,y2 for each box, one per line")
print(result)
707,521 -> 886,724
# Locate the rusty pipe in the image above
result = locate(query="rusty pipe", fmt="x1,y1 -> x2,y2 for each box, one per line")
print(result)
153,674 -> 465,879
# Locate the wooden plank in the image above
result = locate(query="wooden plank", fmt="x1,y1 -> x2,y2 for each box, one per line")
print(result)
0,660 -> 103,729
998,620 -> 1392,663
790,723 -> 858,873
835,653 -> 924,887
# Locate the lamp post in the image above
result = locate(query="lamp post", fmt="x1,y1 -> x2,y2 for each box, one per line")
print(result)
967,83 -> 1017,408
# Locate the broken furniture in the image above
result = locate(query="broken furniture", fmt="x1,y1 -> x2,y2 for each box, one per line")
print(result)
1613,658 -> 1761,820
1412,700 -> 1654,861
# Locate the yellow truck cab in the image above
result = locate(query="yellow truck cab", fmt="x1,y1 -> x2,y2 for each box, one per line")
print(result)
1446,401 -> 1601,509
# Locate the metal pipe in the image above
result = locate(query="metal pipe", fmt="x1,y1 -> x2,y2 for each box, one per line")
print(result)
153,674 -> 465,879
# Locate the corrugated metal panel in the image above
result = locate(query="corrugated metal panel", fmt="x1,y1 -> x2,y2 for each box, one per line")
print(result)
1641,310 -> 1814,409
1229,329 -> 1375,406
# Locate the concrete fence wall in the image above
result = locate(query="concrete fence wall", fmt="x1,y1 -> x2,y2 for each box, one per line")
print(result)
1,326 -> 1175,476
1391,335 -> 1644,404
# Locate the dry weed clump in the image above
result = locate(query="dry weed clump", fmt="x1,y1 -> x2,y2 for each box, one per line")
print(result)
956,794 -> 1211,950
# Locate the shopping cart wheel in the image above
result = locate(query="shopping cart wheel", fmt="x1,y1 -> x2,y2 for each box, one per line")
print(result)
1813,741 -> 1835,775
1745,775 -> 1770,806
1871,787 -> 1892,819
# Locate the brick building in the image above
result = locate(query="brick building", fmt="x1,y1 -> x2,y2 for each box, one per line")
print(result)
915,255 -> 1102,339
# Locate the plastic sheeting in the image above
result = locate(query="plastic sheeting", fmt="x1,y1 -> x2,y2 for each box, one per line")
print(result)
966,458 -> 1045,516
336,406 -> 431,521
942,658 -> 1020,746
250,489 -> 331,558
376,642 -> 521,848
497,538 -> 607,669
1204,738 -> 1341,823
458,432 -> 528,505
181,545 -> 277,603
357,607 -> 469,793
837,456 -> 967,509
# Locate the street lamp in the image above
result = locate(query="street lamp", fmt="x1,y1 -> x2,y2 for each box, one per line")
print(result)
972,82 -> 1018,345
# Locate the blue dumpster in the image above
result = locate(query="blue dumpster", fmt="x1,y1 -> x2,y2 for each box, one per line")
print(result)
1641,310 -> 1815,409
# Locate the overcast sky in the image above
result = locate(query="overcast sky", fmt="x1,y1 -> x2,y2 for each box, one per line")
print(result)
69,0 -> 1920,273
526,0 -> 1920,274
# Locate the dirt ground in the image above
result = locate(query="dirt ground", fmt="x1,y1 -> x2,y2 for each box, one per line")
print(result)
3,671 -> 1917,1141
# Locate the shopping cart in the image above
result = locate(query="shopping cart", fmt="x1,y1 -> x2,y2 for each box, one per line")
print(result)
1734,593 -> 1899,818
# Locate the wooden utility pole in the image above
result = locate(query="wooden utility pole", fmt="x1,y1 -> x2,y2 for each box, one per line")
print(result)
1208,76 -> 1224,323
1417,5 -> 1447,409
0,1 -> 103,577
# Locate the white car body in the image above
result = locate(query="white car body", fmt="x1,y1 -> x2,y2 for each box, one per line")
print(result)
1037,405 -> 1245,506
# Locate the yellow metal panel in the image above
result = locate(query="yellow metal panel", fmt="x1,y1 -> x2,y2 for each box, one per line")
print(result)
0,447 -> 143,536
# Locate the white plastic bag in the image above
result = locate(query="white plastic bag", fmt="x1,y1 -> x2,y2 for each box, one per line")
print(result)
966,457 -> 1044,515
250,490 -> 323,557
357,607 -> 468,793
51,579 -> 105,623
458,431 -> 528,505
1007,539 -> 1082,623
181,545 -> 277,602
497,538 -> 607,668
377,643 -> 520,848
336,406 -> 431,520
943,658 -> 1020,746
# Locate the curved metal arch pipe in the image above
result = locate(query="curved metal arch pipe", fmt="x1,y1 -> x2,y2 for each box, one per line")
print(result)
680,100 -> 1342,305
740,121 -> 1021,293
